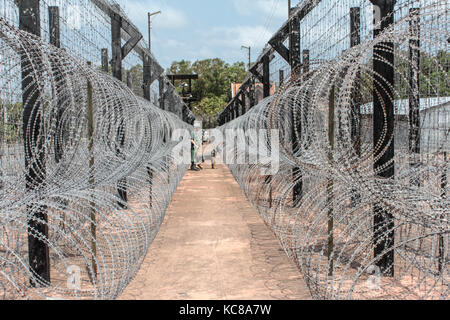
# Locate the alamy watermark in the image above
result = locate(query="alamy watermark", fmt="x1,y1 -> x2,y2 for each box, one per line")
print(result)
67,265 -> 81,290
365,265 -> 381,290
172,128 -> 280,175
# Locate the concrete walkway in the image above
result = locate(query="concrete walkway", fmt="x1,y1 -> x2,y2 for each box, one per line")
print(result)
119,164 -> 311,300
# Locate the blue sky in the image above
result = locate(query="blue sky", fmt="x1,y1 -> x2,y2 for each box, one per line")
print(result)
115,0 -> 290,69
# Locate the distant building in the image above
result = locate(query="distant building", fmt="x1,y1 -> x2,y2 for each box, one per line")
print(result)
231,82 -> 276,105
359,97 -> 450,153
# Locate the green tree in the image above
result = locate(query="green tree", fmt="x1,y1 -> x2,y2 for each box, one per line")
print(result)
195,95 -> 228,117
167,59 -> 193,75
0,101 -> 22,143
167,58 -> 247,117
127,64 -> 144,98
394,49 -> 449,98
97,64 -> 144,98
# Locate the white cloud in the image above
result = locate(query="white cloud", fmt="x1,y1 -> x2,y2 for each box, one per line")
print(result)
156,25 -> 273,67
199,25 -> 272,49
112,0 -> 283,67
117,0 -> 189,30
233,0 -> 287,19
165,39 -> 186,49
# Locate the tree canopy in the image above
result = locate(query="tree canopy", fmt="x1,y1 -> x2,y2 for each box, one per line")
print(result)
167,58 -> 247,117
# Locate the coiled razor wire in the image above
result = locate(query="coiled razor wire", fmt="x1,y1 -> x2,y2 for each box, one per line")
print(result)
0,18 -> 191,299
221,1 -> 449,299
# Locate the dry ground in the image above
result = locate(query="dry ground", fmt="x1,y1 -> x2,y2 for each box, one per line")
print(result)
119,164 -> 311,300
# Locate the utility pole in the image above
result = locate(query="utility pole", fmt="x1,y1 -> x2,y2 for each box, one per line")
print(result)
241,45 -> 251,71
242,45 -> 254,108
145,11 -> 161,101
148,10 -> 161,54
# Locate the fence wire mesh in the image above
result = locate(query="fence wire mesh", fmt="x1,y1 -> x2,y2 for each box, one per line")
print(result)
221,0 -> 449,300
0,0 -> 192,300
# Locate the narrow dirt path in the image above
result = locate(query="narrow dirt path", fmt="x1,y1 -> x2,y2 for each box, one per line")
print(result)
119,164 -> 310,300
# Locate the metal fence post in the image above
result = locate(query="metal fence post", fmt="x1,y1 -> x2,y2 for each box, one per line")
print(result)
49,6 -> 64,165
328,84 -> 335,276
87,61 -> 97,279
290,11 -> 302,207
19,0 -> 51,286
111,5 -> 128,207
371,0 -> 396,277
143,54 -> 154,206
49,6 -> 60,48
101,48 -> 109,73
409,8 -> 421,186
350,7 -> 362,207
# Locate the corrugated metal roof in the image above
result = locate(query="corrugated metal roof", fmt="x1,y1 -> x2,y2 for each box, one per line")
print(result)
360,96 -> 450,115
